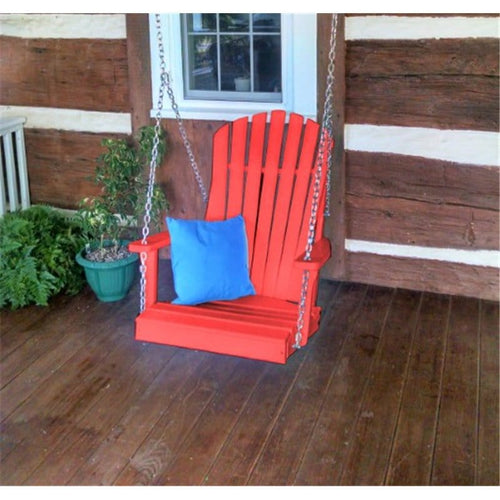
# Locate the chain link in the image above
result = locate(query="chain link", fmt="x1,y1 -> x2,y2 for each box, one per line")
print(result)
139,15 -> 209,313
293,13 -> 337,350
139,14 -> 167,313
323,13 -> 338,218
164,74 -> 208,204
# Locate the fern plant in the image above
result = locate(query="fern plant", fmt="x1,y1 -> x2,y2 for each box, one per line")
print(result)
0,205 -> 86,309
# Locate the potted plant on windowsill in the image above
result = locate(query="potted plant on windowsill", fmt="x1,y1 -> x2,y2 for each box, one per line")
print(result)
234,70 -> 251,92
76,126 -> 168,302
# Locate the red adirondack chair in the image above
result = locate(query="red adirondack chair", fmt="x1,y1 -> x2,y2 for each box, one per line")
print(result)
129,110 -> 332,364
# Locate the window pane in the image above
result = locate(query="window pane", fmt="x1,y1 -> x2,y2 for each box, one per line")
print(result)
187,35 -> 218,91
187,14 -> 216,32
220,35 -> 250,91
220,14 -> 249,32
252,13 -> 280,32
253,35 -> 281,92
181,13 -> 283,101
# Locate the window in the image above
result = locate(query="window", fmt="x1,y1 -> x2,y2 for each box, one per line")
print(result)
150,14 -> 317,121
183,14 -> 281,102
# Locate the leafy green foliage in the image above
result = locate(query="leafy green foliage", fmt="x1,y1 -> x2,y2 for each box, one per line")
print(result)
77,125 -> 169,255
0,205 -> 86,309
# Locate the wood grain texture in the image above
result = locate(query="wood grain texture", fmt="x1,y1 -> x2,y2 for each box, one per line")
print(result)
1,270 -> 497,486
0,293 -> 136,484
293,283 -> 369,485
126,14 -> 153,133
24,128 -> 127,209
346,194 -> 499,250
346,39 -> 499,131
477,300 -> 500,485
345,251 -> 499,301
0,36 -> 130,113
347,151 -> 499,211
384,293 -> 451,485
431,296 -> 480,485
347,39 -> 499,78
339,289 -> 422,485
160,118 -> 219,221
346,152 -> 500,251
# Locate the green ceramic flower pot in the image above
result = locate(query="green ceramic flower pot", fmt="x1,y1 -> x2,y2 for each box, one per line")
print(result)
76,241 -> 138,302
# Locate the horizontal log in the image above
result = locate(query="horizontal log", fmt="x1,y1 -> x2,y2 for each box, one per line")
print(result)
346,39 -> 499,131
24,129 -> 127,209
346,151 -> 499,250
347,39 -> 499,77
345,251 -> 499,301
346,194 -> 499,250
346,75 -> 498,132
347,151 -> 499,211
0,36 -> 130,113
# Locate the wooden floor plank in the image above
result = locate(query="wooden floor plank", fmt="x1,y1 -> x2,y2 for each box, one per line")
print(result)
24,340 -> 174,485
0,294 -> 139,484
113,352 -> 241,485
339,289 -> 422,485
477,300 -> 500,485
384,293 -> 451,485
0,289 -> 98,388
0,269 -> 497,486
66,347 -> 207,485
0,292 -> 74,359
202,351 -> 307,485
293,285 -> 392,485
0,293 -> 126,421
152,357 -> 267,485
431,296 -> 481,485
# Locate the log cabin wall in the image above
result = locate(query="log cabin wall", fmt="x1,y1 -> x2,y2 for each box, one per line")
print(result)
339,14 -> 499,301
0,13 -> 498,300
0,14 -> 132,209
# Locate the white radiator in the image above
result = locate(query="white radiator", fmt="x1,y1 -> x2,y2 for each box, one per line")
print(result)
0,116 -> 30,216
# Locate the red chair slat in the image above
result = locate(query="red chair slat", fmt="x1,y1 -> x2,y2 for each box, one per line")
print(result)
250,110 -> 286,292
206,123 -> 230,220
261,112 -> 305,296
243,112 -> 267,263
226,116 -> 248,218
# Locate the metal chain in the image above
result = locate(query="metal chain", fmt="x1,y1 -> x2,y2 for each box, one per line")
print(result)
294,13 -> 337,349
139,14 -> 209,313
323,13 -> 338,218
164,74 -> 208,204
139,14 -> 167,313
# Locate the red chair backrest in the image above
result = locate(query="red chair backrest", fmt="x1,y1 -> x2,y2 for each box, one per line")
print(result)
206,110 -> 330,302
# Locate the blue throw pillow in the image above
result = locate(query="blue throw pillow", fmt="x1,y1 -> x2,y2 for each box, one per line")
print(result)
167,215 -> 256,305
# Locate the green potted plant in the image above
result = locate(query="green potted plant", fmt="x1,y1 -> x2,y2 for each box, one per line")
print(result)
76,126 -> 168,302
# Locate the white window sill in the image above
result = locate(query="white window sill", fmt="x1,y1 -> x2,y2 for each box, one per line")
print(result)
153,100 -> 316,122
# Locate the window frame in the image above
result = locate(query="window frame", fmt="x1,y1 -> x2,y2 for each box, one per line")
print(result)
149,13 -> 317,121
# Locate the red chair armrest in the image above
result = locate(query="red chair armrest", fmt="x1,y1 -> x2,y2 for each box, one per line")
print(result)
128,231 -> 171,253
294,237 -> 331,270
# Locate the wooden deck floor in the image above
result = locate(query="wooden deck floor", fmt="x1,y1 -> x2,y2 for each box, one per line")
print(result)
1,260 -> 498,486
